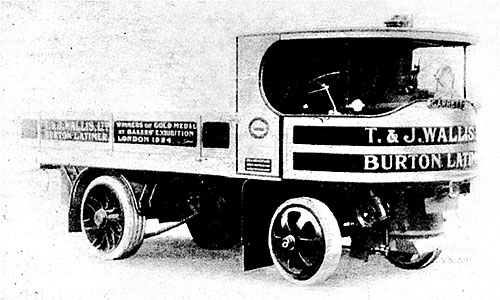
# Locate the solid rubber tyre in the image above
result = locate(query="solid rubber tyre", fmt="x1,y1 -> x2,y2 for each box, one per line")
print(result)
268,197 -> 341,285
80,175 -> 145,259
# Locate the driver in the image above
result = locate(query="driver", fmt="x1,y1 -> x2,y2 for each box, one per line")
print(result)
385,74 -> 417,102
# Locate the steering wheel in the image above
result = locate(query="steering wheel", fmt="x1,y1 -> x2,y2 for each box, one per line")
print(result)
307,71 -> 341,115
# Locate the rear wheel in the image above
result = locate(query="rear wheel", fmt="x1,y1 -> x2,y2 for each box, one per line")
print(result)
268,197 -> 341,285
386,250 -> 441,269
80,175 -> 145,259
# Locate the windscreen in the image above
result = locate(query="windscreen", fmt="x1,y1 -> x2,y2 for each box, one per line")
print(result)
261,38 -> 466,116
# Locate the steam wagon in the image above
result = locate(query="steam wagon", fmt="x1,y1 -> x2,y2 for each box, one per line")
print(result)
22,16 -> 477,284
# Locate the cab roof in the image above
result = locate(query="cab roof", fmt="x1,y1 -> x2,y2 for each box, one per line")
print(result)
242,27 -> 477,46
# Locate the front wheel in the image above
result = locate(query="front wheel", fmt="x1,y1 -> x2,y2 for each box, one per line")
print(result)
80,175 -> 145,259
386,250 -> 441,270
268,197 -> 342,285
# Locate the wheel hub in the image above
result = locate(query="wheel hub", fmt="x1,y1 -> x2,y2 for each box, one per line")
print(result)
93,208 -> 108,227
281,235 -> 296,250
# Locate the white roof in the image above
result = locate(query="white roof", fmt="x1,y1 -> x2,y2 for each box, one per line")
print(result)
245,27 -> 477,46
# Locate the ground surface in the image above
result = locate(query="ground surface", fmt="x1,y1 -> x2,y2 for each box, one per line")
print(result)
1,148 -> 498,300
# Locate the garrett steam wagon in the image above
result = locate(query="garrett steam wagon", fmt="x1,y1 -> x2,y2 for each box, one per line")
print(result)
22,15 -> 477,284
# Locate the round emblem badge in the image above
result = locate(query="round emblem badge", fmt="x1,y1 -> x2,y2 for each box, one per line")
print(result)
248,117 -> 269,139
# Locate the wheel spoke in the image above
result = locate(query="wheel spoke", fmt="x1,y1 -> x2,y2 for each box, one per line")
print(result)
91,233 -> 102,248
284,211 -> 301,234
300,220 -> 320,239
105,207 -> 117,214
84,226 -> 100,231
108,215 -> 124,231
107,228 -> 117,250
273,246 -> 289,264
271,218 -> 286,240
296,216 -> 323,246
97,236 -> 106,250
287,250 -> 308,273
114,222 -> 123,234
87,196 -> 103,211
296,242 -> 322,267
109,225 -> 122,244
285,257 -> 293,272
106,213 -> 121,221
297,236 -> 323,249
297,251 -> 313,267
104,191 -> 111,210
272,231 -> 284,240
82,217 -> 95,226
108,227 -> 116,247
288,251 -> 299,272
102,229 -> 111,251
91,228 -> 107,250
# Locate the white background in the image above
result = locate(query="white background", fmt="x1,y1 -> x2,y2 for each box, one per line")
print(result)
1,1 -> 499,299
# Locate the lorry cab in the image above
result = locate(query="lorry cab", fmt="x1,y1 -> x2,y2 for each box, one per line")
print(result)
237,26 -> 476,183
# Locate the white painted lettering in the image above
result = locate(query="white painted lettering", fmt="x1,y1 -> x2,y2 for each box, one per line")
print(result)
365,128 -> 377,144
364,155 -> 379,170
431,153 -> 442,169
423,127 -> 437,143
395,155 -> 408,170
437,127 -> 448,143
419,155 -> 430,169
381,155 -> 393,170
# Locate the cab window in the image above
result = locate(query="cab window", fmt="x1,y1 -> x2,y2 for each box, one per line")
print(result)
261,38 -> 465,116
